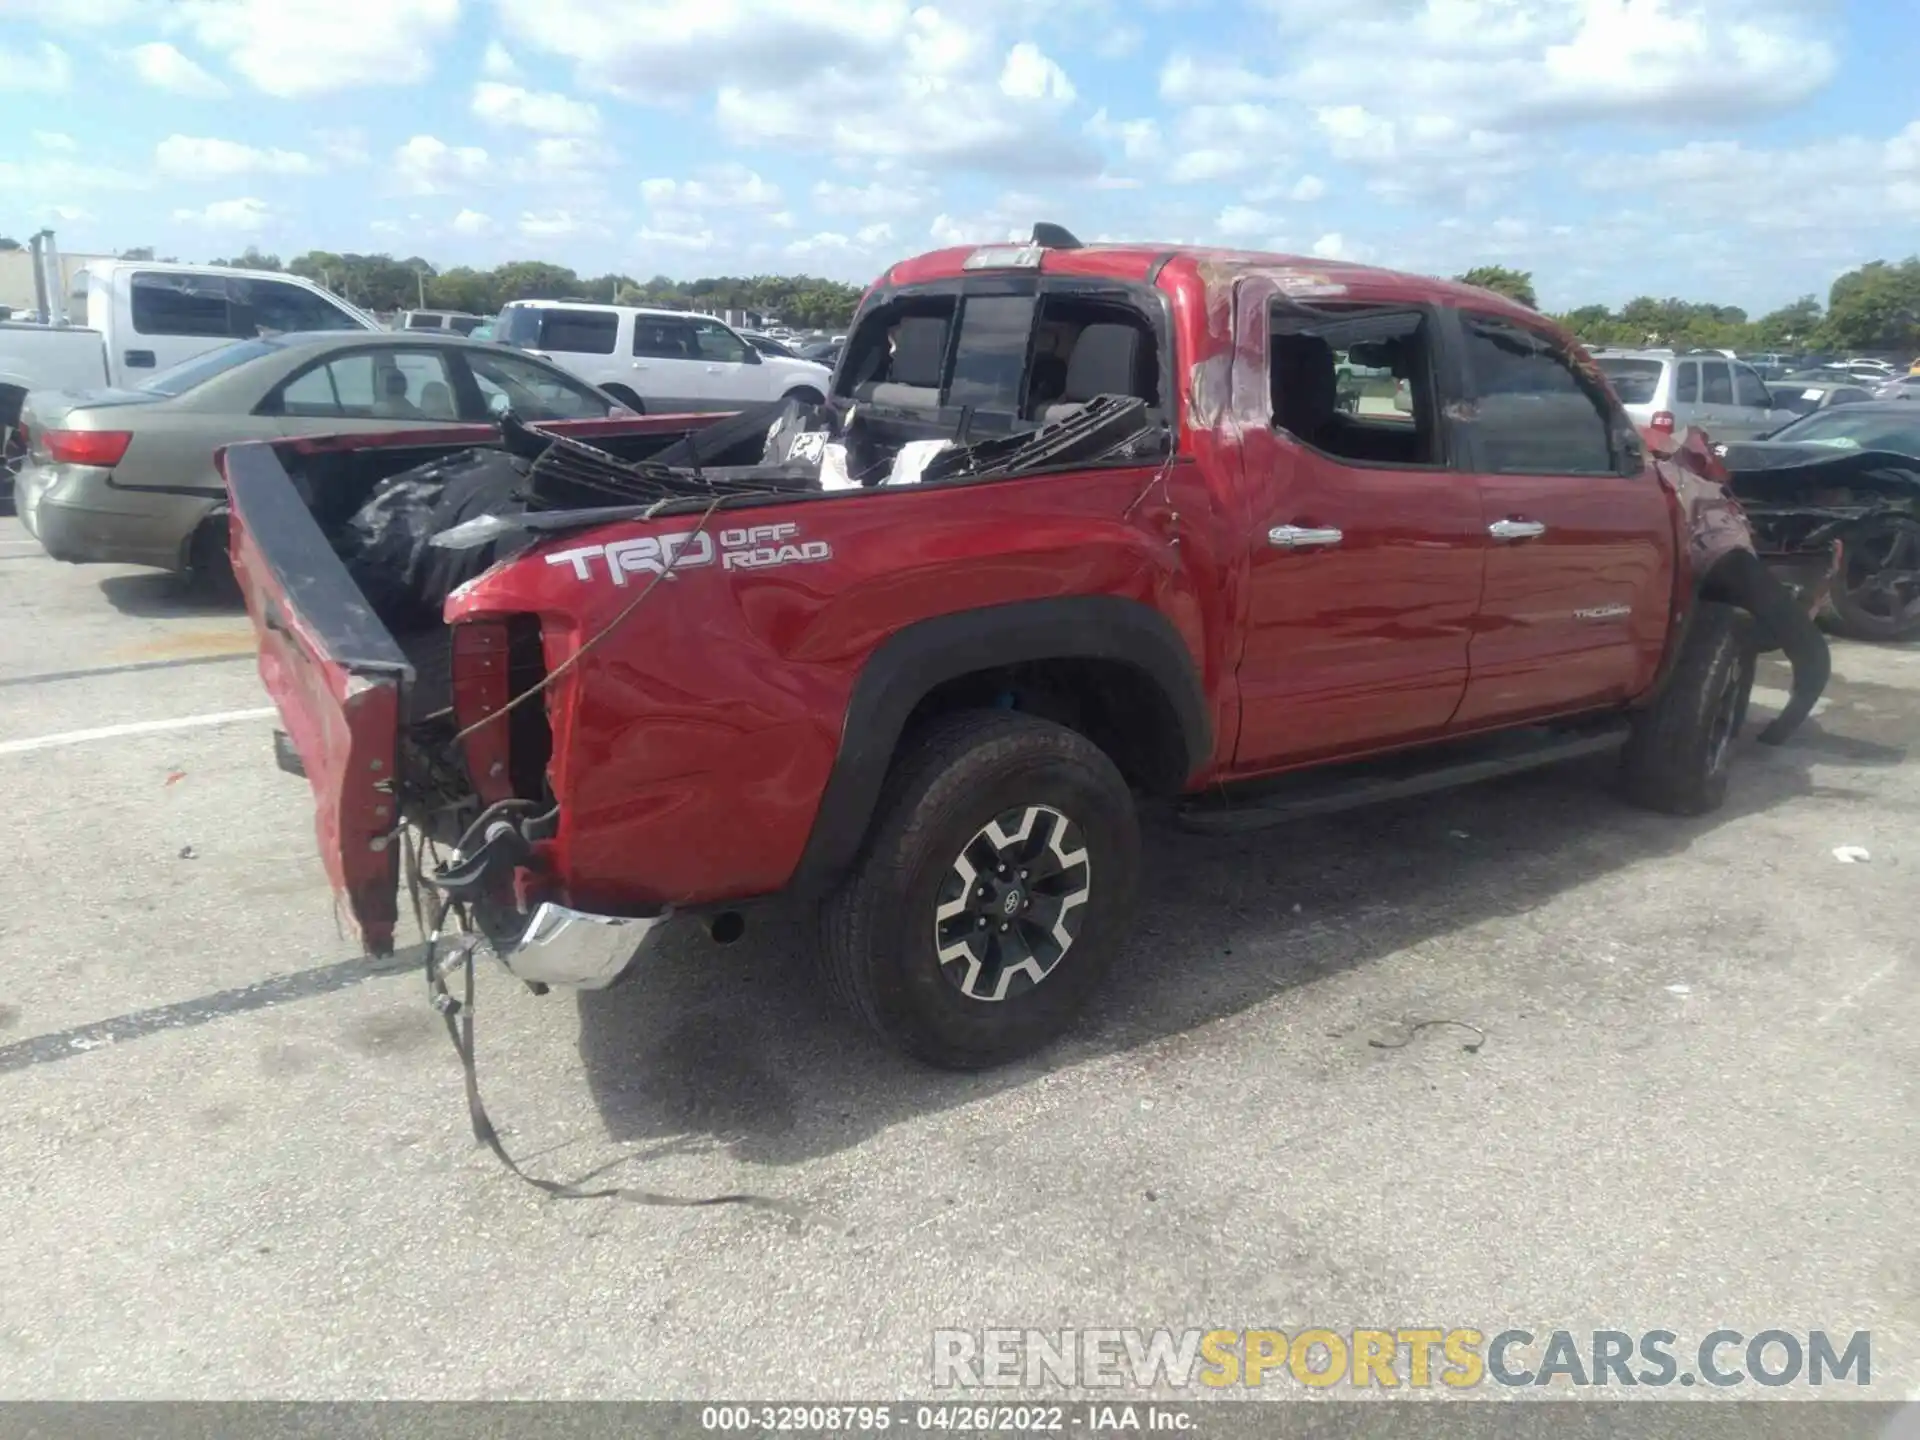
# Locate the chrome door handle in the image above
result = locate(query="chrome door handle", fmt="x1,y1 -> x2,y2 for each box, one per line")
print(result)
1269,524 -> 1344,550
1489,519 -> 1546,541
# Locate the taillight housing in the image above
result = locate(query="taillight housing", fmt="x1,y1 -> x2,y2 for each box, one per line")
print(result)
1649,411 -> 1676,434
44,429 -> 133,468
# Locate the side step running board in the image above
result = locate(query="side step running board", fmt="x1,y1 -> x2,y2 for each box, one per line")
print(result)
1177,722 -> 1631,834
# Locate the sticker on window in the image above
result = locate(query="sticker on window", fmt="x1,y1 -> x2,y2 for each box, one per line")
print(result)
1803,389 -> 1823,401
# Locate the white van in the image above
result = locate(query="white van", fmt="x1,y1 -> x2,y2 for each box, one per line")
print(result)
493,300 -> 832,414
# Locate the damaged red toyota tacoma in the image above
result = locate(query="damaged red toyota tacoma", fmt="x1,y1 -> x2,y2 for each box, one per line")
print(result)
226,229 -> 1832,1069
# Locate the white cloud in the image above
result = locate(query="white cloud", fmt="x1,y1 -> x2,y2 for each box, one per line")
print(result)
637,224 -> 717,249
171,0 -> 461,97
481,40 -> 518,78
1310,232 -> 1350,260
1085,109 -> 1163,164
518,210 -> 604,240
998,41 -> 1075,103
0,41 -> 72,93
498,2 -> 1094,176
172,197 -> 274,232
156,135 -> 318,178
128,41 -> 228,97
642,164 -> 783,209
392,135 -> 491,196
856,221 -> 895,246
32,131 -> 77,152
494,0 -> 910,99
1288,174 -> 1327,202
471,82 -> 601,136
450,208 -> 497,237
811,178 -> 935,217
1215,204 -> 1281,240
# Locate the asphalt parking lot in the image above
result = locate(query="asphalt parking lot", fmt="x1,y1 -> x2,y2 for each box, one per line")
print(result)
0,512 -> 1914,1402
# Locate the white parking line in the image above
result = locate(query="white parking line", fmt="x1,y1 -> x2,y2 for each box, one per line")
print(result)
0,707 -> 277,757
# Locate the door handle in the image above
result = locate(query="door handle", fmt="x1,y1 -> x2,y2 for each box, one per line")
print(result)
631,362 -> 648,370
1269,524 -> 1344,550
706,365 -> 723,373
1488,518 -> 1546,541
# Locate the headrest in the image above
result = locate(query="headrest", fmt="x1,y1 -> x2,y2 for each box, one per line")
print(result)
890,316 -> 949,388
1064,323 -> 1143,401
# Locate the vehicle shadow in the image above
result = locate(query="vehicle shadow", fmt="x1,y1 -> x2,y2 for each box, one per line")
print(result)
97,572 -> 242,619
571,677 -> 1906,1176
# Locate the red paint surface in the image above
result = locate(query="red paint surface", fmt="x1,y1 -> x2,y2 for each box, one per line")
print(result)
235,244 -> 1763,935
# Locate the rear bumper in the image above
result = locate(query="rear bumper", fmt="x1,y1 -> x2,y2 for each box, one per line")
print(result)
16,462 -> 212,568
491,903 -> 667,990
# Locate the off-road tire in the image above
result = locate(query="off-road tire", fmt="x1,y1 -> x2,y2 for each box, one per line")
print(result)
1825,516 -> 1920,642
819,710 -> 1140,1069
1622,601 -> 1755,816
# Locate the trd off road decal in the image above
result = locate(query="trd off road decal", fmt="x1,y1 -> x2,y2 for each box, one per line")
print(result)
545,522 -> 831,586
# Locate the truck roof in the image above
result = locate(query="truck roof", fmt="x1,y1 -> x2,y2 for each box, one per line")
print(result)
878,242 -> 1546,326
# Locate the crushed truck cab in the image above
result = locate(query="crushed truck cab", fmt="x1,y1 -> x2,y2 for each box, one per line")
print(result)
228,229 -> 1832,1069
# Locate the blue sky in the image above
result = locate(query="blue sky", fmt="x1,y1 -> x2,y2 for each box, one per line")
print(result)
2,0 -> 1916,314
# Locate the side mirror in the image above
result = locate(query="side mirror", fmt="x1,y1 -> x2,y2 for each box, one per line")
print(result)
740,345 -> 762,366
488,391 -> 512,419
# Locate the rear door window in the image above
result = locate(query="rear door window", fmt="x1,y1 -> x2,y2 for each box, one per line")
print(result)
537,309 -> 618,355
633,317 -> 698,358
1675,362 -> 1699,403
270,349 -> 459,419
945,295 -> 1037,413
130,272 -> 238,338
1701,360 -> 1733,404
1595,358 -> 1662,406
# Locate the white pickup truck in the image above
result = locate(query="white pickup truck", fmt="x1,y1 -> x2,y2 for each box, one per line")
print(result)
2,261 -> 379,492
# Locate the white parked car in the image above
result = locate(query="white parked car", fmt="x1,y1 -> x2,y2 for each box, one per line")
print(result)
492,301 -> 833,415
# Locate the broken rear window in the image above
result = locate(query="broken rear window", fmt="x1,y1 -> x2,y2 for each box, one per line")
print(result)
945,295 -> 1037,414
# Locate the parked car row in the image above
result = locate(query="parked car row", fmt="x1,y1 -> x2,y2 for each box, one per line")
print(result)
11,331 -> 632,581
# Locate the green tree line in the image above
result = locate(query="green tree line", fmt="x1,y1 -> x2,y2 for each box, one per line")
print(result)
197,246 -> 867,329
1457,261 -> 1920,355
17,239 -> 1915,352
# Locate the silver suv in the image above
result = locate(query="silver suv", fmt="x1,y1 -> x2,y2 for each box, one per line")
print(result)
1592,349 -> 1794,440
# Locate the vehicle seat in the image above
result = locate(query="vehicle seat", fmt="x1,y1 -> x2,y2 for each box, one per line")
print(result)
418,380 -> 456,420
1029,353 -> 1069,410
373,369 -> 421,419
1271,334 -> 1338,447
853,315 -> 947,412
1039,323 -> 1145,422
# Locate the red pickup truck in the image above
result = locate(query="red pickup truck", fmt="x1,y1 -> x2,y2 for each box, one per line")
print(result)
226,231 -> 1831,1069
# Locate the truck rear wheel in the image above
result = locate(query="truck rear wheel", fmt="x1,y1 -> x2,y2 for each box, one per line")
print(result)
819,710 -> 1140,1069
1621,601 -> 1755,816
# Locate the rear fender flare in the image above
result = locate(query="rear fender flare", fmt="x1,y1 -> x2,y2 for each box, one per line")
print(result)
791,596 -> 1210,890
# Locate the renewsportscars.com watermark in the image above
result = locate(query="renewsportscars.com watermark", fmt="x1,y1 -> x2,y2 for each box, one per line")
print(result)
932,1328 -> 1872,1391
